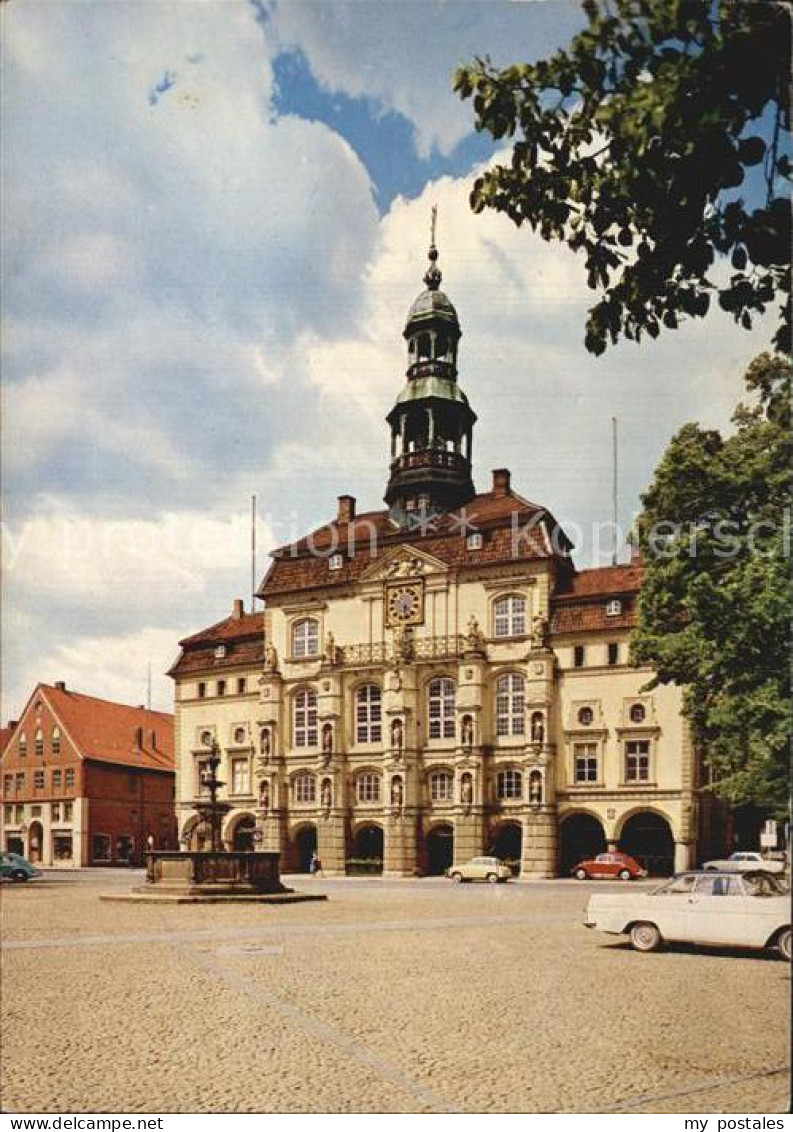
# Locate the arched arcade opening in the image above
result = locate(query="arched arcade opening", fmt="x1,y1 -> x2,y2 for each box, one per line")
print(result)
559,812 -> 606,876
425,824 -> 454,875
352,824 -> 383,874
490,821 -> 523,875
619,811 -> 674,876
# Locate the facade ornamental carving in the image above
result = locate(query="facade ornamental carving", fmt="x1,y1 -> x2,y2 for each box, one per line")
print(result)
259,726 -> 271,765
392,624 -> 415,663
461,714 -> 474,749
529,770 -> 543,806
321,722 -> 334,765
263,640 -> 278,673
258,778 -> 270,816
323,631 -> 341,667
387,556 -> 425,579
321,777 -> 332,816
531,614 -> 550,650
460,772 -> 473,814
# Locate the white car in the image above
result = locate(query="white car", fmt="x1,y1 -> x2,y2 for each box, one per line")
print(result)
447,856 -> 512,883
702,851 -> 785,875
585,870 -> 791,959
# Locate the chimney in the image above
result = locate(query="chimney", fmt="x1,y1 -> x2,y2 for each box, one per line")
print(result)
55,681 -> 67,692
492,468 -> 511,497
337,495 -> 356,524
7,720 -> 18,733
231,598 -> 244,619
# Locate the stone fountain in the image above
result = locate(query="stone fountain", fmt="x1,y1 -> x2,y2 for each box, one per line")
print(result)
101,740 -> 325,905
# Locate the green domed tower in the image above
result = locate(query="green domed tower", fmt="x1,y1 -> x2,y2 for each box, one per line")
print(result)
385,220 -> 477,527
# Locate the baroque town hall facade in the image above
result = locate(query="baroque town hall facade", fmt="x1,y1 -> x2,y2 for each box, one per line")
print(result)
170,238 -> 724,878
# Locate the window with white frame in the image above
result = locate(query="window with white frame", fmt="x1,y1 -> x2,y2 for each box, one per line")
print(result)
292,618 -> 320,658
3,774 -> 13,795
329,554 -> 343,571
493,594 -> 526,638
356,684 -> 382,744
496,769 -> 523,800
15,773 -> 24,793
606,599 -> 622,616
356,773 -> 381,803
34,771 -> 45,791
35,729 -> 44,757
625,739 -> 651,782
573,742 -> 599,783
3,804 -> 12,821
466,532 -> 483,550
495,673 -> 525,736
293,773 -> 316,803
18,732 -> 26,757
427,678 -> 456,740
51,727 -> 61,755
64,768 -> 75,790
429,770 -> 454,801
52,770 -> 62,791
230,757 -> 250,796
294,688 -> 318,748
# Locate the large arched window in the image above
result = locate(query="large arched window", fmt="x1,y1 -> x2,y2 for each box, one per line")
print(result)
293,773 -> 316,803
292,618 -> 319,658
428,678 -> 456,740
294,688 -> 318,748
496,769 -> 523,800
429,770 -> 454,802
493,594 -> 526,638
356,684 -> 382,744
356,773 -> 381,804
495,673 -> 526,737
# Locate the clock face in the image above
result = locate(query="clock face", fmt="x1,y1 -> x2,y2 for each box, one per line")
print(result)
386,583 -> 424,626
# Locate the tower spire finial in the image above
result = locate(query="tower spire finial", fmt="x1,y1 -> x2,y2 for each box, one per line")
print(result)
424,204 -> 442,290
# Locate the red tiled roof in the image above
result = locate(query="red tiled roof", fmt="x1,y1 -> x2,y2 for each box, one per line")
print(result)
43,685 -> 174,771
260,490 -> 571,598
168,613 -> 264,678
551,563 -> 642,634
0,727 -> 14,756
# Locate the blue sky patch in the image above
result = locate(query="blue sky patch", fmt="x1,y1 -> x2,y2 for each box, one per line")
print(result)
271,48 -> 496,212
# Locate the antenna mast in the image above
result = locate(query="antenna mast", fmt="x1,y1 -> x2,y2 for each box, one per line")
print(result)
611,416 -> 618,566
251,494 -> 257,614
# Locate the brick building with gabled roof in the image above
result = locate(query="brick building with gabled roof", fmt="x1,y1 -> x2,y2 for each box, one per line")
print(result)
169,236 -> 726,877
0,682 -> 176,867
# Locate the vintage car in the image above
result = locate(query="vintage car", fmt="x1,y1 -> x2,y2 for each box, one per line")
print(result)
702,851 -> 785,875
0,851 -> 41,882
447,856 -> 512,883
571,851 -> 647,881
585,870 -> 791,959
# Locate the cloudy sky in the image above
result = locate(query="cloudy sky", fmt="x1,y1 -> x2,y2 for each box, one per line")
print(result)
2,0 -> 776,717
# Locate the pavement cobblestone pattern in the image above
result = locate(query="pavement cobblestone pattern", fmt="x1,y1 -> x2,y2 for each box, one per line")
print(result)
1,873 -> 789,1114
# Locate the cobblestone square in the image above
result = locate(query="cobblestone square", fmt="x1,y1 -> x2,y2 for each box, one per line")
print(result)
1,871 -> 789,1114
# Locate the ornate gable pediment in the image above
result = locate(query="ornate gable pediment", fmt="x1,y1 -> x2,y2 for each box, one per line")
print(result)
360,544 -> 447,584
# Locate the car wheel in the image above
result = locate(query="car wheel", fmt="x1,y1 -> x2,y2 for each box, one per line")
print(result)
574,867 -> 588,881
630,921 -> 662,952
486,873 -> 498,884
775,927 -> 791,962
618,868 -> 632,881
450,872 -> 463,883
11,870 -> 28,883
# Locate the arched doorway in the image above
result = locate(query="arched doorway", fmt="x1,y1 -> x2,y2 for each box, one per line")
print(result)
559,812 -> 606,875
425,824 -> 454,875
231,815 -> 255,851
619,811 -> 674,875
490,822 -> 522,875
27,821 -> 44,864
294,825 -> 318,873
352,824 -> 383,873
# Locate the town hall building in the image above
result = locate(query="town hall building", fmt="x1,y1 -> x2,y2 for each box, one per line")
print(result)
169,235 -> 726,877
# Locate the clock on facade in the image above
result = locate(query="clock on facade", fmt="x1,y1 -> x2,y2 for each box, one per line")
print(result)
386,582 -> 424,626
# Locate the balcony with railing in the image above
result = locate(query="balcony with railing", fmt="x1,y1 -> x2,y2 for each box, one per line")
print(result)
339,635 -> 465,668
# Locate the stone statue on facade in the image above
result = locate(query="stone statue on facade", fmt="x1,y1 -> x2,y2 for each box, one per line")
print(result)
393,624 -> 414,663
531,614 -> 550,650
321,722 -> 333,765
323,631 -> 341,667
260,727 -> 271,765
529,771 -> 543,806
531,712 -> 545,746
461,714 -> 474,749
466,614 -> 485,653
391,775 -> 404,812
263,639 -> 278,673
391,717 -> 404,755
460,772 -> 473,815
321,777 -> 332,816
259,779 -> 270,816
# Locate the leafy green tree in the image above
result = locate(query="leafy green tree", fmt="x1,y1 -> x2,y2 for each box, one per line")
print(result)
454,0 -> 791,355
631,352 -> 791,816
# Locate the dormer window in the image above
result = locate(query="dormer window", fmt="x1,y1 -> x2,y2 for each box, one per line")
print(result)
214,644 -> 227,659
606,599 -> 622,616
466,533 -> 483,550
329,554 -> 343,571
